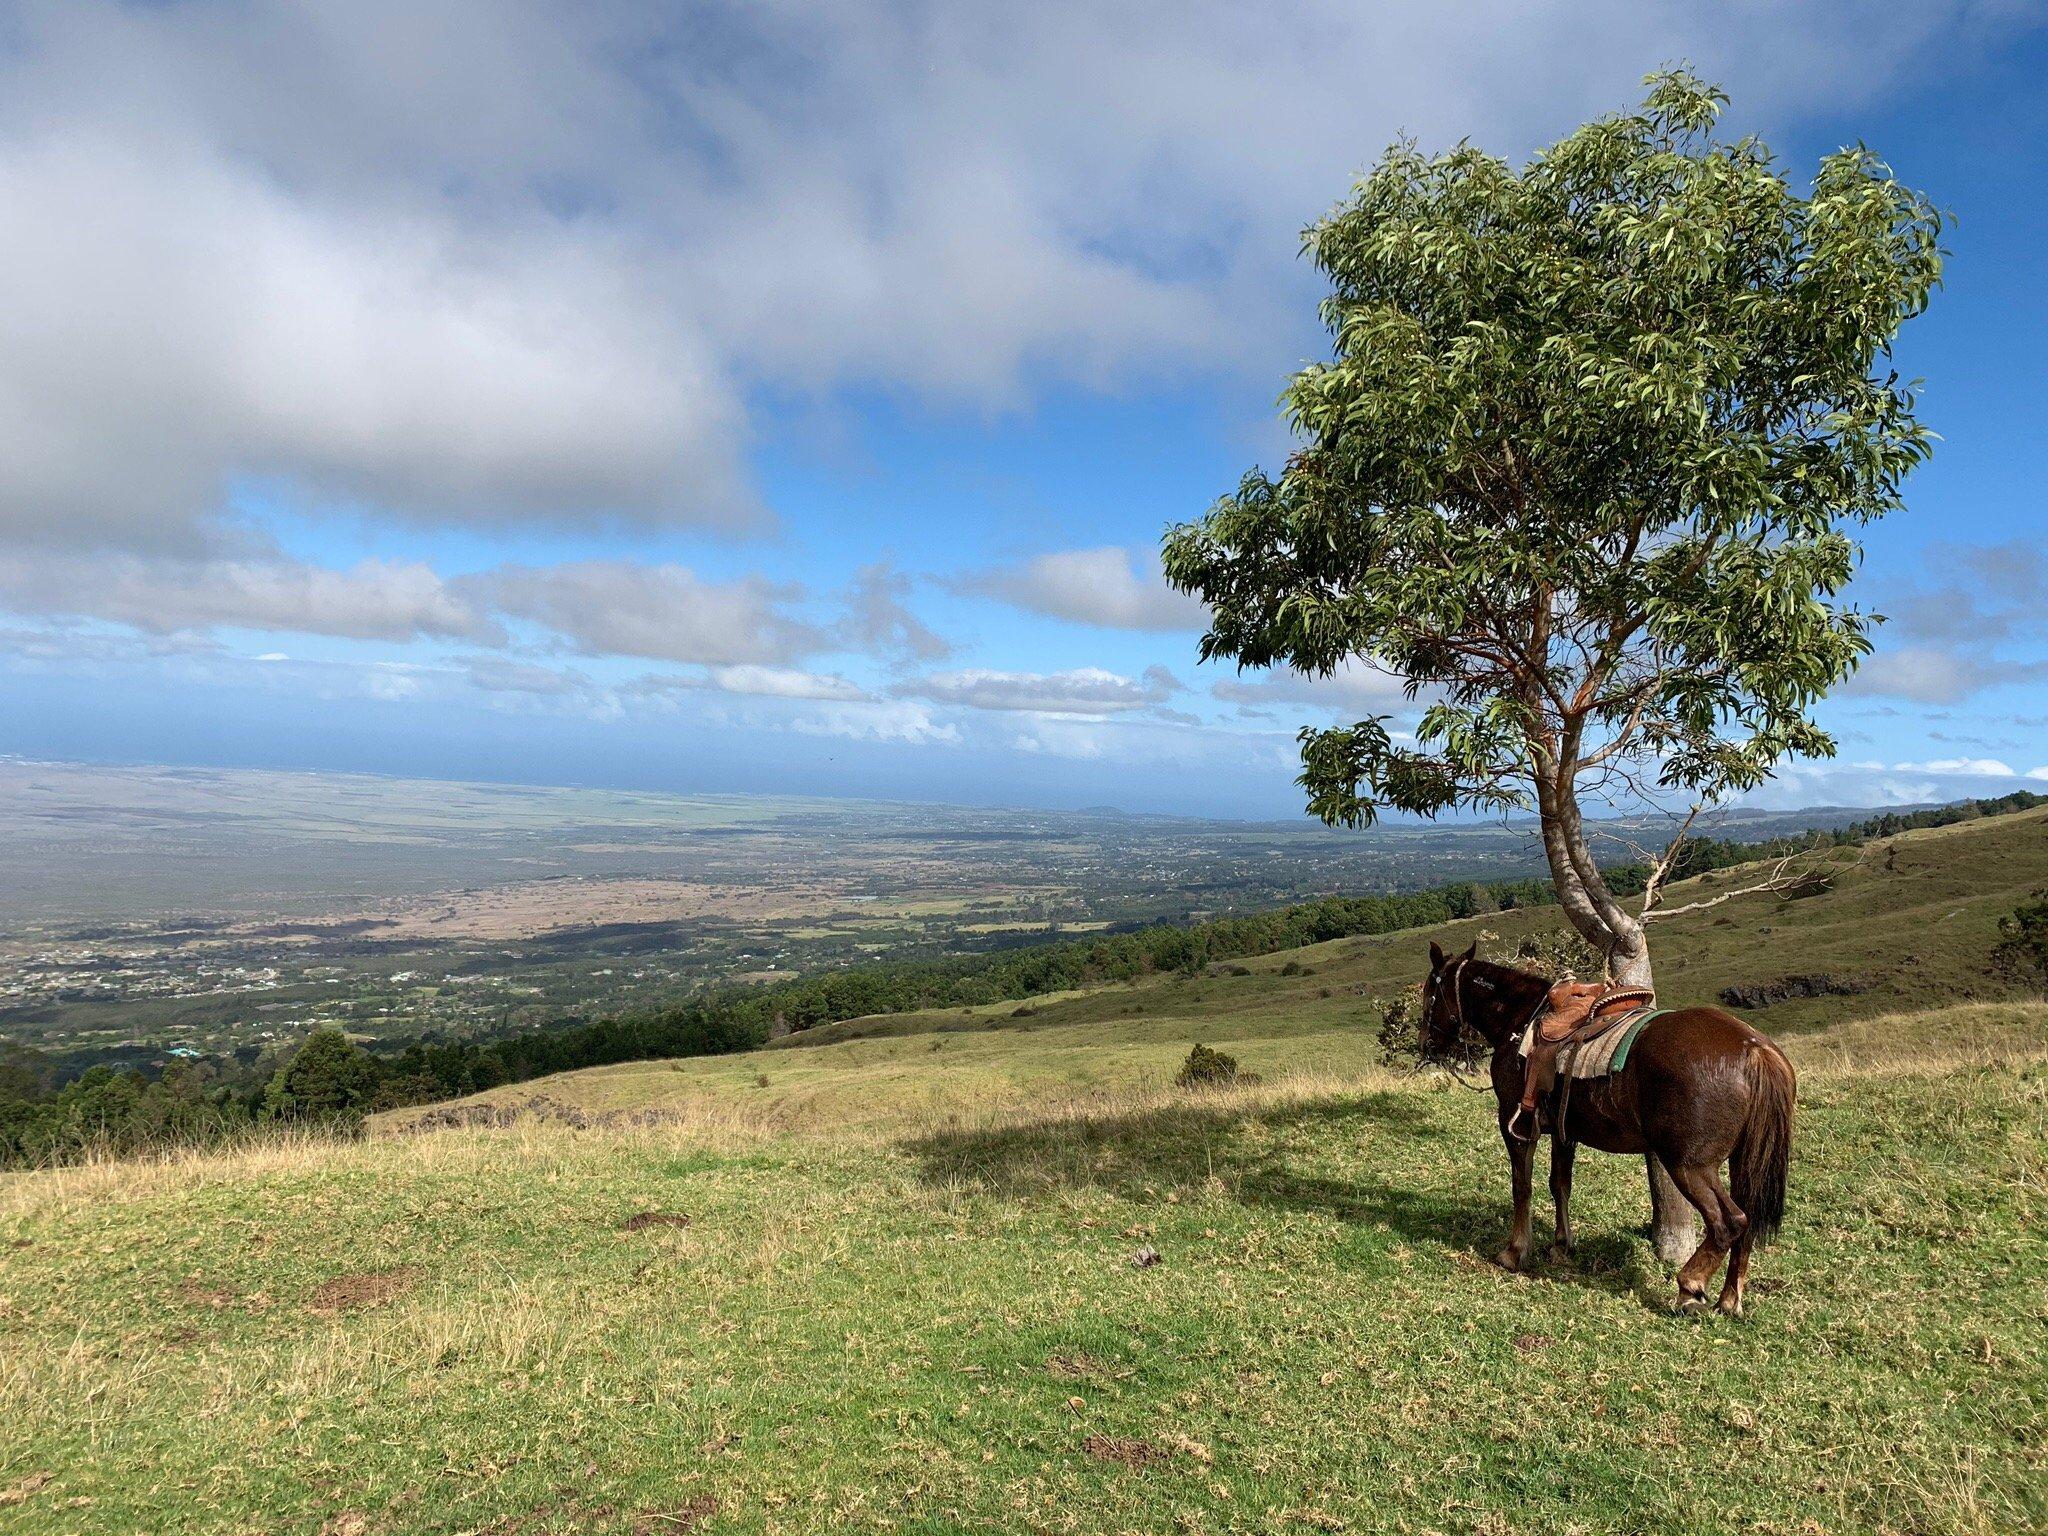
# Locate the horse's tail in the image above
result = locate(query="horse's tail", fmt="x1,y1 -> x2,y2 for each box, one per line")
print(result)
1733,1039 -> 1796,1246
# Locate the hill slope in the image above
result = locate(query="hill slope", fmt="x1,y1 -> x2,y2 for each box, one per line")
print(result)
3,809 -> 2046,1535
413,804 -> 2048,1132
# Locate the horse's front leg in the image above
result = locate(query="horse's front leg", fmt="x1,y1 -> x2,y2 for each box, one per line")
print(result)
1496,1122 -> 1536,1271
1547,1136 -> 1576,1264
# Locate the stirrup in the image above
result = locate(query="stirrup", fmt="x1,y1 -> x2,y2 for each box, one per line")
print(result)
1506,1103 -> 1540,1142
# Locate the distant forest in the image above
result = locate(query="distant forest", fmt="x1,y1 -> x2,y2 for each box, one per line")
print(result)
5,789 -> 2042,1168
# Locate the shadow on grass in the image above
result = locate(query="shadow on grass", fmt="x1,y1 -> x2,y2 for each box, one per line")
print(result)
903,1089 -> 1660,1303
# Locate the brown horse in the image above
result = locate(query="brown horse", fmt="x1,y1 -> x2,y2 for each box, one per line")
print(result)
1422,941 -> 1796,1314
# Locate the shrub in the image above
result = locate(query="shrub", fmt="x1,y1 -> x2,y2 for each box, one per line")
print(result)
1369,992 -> 1423,1067
1995,891 -> 2048,985
1506,928 -> 1600,981
1175,1044 -> 1247,1089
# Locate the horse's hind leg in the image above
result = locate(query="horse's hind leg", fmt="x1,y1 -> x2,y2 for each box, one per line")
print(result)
1547,1137 -> 1576,1263
1665,1160 -> 1748,1311
1718,1146 -> 1759,1316
1718,1223 -> 1754,1317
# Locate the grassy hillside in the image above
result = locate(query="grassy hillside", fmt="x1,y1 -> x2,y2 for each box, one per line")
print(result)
3,810 -> 2046,1534
422,805 -> 2048,1131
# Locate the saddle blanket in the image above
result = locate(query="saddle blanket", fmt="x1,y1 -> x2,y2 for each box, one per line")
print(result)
1518,1006 -> 1665,1080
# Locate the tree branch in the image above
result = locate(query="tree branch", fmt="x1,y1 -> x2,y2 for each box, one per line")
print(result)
1637,802 -> 1703,917
1642,851 -> 1821,921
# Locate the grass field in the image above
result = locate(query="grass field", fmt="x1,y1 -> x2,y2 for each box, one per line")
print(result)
3,812 -> 2047,1534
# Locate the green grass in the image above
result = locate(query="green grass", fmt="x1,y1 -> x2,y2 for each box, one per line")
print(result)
4,1049 -> 2044,1534
4,810 -> 2048,1533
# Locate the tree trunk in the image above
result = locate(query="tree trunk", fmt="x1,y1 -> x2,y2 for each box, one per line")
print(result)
1538,773 -> 1698,1266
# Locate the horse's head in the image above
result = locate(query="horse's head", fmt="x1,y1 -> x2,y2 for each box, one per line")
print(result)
1420,939 -> 1479,1061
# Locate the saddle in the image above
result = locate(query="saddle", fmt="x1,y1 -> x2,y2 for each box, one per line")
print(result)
1507,980 -> 1656,1142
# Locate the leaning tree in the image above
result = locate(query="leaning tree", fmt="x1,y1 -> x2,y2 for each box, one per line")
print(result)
1163,73 -> 1941,1258
1165,70 -> 1940,993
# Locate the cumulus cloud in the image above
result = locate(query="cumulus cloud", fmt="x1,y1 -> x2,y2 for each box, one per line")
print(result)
1889,757 -> 2019,777
1210,659 -> 1413,712
895,665 -> 1183,714
1843,645 -> 2048,705
0,551 -> 501,644
0,0 -> 2021,559
631,666 -> 870,703
468,563 -> 823,666
962,546 -> 1207,631
790,701 -> 961,747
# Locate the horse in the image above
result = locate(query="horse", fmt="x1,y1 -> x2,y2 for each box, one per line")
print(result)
1421,940 -> 1796,1314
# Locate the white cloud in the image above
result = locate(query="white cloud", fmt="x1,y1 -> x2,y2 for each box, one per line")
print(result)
468,563 -> 822,666
0,551 -> 500,644
1844,646 -> 2048,704
1890,757 -> 2018,777
0,0 -> 2022,557
790,701 -> 961,746
963,546 -> 1207,632
633,666 -> 870,703
1211,658 -> 1413,712
895,665 -> 1183,714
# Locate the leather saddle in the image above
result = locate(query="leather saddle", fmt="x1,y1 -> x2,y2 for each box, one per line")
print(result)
1507,980 -> 1656,1141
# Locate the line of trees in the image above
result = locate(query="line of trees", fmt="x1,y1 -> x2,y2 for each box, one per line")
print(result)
4,789 -> 2041,1168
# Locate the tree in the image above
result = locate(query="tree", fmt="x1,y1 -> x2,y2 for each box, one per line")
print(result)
263,1029 -> 376,1123
1163,70 -> 1941,992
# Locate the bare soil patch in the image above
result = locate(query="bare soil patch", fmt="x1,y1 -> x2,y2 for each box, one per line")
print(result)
619,1211 -> 692,1232
308,1266 -> 418,1314
1082,1434 -> 1172,1468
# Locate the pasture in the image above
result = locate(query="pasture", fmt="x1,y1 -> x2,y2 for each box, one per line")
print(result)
3,813 -> 2046,1534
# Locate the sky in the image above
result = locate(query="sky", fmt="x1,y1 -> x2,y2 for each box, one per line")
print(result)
1,0 -> 2045,820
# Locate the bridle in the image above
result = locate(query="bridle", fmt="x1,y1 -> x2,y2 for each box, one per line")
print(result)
1422,955 -> 1548,1092
1421,954 -> 1489,1088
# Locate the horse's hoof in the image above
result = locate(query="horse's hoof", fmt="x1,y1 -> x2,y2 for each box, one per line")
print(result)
1545,1242 -> 1573,1266
1717,1296 -> 1744,1318
1674,1291 -> 1710,1314
1493,1248 -> 1526,1272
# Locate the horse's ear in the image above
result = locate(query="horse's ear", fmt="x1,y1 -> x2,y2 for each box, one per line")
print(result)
1460,942 -> 1478,962
1428,941 -> 1445,969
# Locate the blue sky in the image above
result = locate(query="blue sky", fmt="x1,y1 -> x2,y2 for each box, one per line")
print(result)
1,1 -> 2045,819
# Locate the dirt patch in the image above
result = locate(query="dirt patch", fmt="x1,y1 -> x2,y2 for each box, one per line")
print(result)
1513,1332 -> 1553,1353
1047,1351 -> 1108,1379
619,1212 -> 692,1232
179,1281 -> 235,1309
0,1473 -> 52,1508
632,1495 -> 718,1533
1082,1434 -> 1172,1468
308,1266 -> 418,1314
